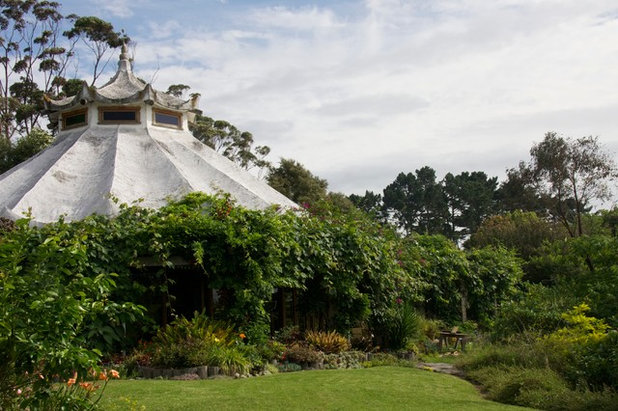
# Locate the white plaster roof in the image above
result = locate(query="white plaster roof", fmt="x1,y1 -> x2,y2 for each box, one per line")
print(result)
44,45 -> 199,113
0,48 -> 297,224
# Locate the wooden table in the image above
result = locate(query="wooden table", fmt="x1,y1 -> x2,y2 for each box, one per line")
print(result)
438,331 -> 469,351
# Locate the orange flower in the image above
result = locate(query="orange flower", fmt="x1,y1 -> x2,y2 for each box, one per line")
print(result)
67,371 -> 78,387
98,371 -> 108,381
239,333 -> 246,339
79,382 -> 97,392
109,369 -> 120,379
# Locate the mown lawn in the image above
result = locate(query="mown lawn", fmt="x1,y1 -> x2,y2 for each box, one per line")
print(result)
99,366 -> 533,410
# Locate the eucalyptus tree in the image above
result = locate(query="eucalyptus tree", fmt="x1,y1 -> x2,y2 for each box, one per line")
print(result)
190,112 -> 272,173
0,0 -> 75,140
63,15 -> 129,86
517,132 -> 617,238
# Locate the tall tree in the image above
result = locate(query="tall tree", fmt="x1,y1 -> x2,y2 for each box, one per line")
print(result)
382,166 -> 447,235
190,113 -> 271,173
63,15 -> 128,86
266,158 -> 327,205
443,171 -> 498,240
519,132 -> 617,238
496,165 -> 547,215
349,190 -> 384,219
0,0 -> 75,140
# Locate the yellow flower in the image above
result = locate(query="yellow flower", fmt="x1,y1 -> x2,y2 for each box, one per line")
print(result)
214,337 -> 220,343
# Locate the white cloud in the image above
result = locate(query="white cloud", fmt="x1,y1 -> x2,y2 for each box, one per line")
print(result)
109,1 -> 618,196
88,0 -> 136,18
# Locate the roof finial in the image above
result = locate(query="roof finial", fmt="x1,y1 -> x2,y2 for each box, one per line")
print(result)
120,42 -> 129,61
118,41 -> 131,72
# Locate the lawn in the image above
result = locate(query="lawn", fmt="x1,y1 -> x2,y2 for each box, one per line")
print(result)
99,366 -> 532,410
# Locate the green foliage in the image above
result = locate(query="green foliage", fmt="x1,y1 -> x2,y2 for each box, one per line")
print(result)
64,15 -> 129,85
466,365 -> 618,411
385,302 -> 420,350
442,171 -> 498,240
528,235 -> 618,325
383,166 -> 447,235
465,246 -> 523,325
305,330 -> 350,354
398,234 -> 468,322
266,158 -> 328,205
190,113 -> 271,172
461,305 -> 618,409
514,132 -> 617,238
543,304 -> 617,390
467,211 -> 565,260
0,128 -> 53,173
149,313 -> 237,368
0,218 -> 142,409
492,283 -> 576,340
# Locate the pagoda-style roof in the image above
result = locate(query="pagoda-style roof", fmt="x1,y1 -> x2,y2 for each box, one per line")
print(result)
44,45 -> 199,114
0,47 -> 297,224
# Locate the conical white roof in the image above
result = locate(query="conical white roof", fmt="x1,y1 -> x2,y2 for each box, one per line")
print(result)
0,48 -> 296,224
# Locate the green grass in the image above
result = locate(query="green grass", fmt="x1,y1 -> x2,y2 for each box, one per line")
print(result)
99,367 -> 532,410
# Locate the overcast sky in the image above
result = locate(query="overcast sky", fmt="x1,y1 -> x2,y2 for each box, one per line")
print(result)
61,0 -> 618,198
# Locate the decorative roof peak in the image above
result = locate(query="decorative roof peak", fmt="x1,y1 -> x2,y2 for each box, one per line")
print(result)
117,42 -> 131,73
43,45 -> 200,113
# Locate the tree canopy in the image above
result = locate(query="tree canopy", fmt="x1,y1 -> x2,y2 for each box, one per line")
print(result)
266,158 -> 328,205
513,132 -> 617,238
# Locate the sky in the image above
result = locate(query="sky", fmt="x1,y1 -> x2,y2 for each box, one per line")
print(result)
60,0 -> 618,198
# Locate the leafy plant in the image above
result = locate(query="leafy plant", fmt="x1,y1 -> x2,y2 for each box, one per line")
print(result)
0,218 -> 142,409
305,330 -> 350,354
386,301 -> 420,350
149,313 -> 238,369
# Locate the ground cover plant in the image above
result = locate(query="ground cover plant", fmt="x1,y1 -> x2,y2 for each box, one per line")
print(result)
99,367 -> 530,410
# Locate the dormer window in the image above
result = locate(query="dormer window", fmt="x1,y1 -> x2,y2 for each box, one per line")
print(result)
98,106 -> 140,124
153,109 -> 182,129
62,108 -> 88,130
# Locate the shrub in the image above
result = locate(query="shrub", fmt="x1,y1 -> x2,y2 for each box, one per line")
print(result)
466,366 -> 570,406
146,312 -> 254,375
0,219 -> 143,409
305,330 -> 350,354
256,340 -> 286,363
283,343 -> 323,366
543,304 -> 617,390
466,365 -> 618,410
273,325 -> 302,345
216,346 -> 251,375
491,283 -> 575,340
